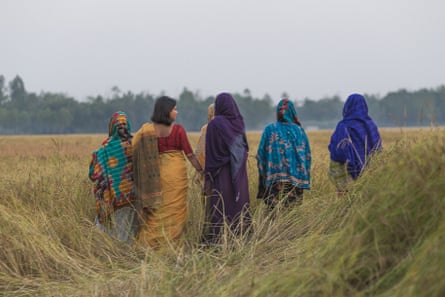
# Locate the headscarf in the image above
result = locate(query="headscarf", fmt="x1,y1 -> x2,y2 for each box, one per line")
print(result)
214,92 -> 246,138
256,98 -> 311,194
277,98 -> 301,126
89,111 -> 135,220
328,93 -> 382,179
205,92 -> 249,200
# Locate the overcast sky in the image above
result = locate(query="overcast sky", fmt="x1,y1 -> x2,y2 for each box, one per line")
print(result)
2,0 -> 444,102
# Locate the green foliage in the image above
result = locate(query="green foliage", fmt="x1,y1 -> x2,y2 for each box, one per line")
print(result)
0,74 -> 445,134
0,74 -> 7,104
8,75 -> 27,106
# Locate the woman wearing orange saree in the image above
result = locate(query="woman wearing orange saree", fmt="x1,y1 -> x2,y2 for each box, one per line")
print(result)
133,96 -> 203,249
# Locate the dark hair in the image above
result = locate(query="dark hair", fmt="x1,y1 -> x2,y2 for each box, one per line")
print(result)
151,96 -> 177,125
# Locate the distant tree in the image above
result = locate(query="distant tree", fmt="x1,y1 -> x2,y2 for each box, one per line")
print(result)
1,75 -> 445,134
297,96 -> 344,129
233,91 -> 273,130
261,93 -> 273,105
432,85 -> 445,125
364,94 -> 385,126
131,92 -> 155,129
178,87 -> 203,131
281,92 -> 289,99
111,85 -> 121,98
9,75 -> 26,107
0,75 -> 7,104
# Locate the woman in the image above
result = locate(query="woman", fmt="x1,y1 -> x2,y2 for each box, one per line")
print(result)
203,92 -> 251,244
328,93 -> 382,195
256,98 -> 311,209
195,103 -> 215,169
133,96 -> 203,248
88,111 -> 139,244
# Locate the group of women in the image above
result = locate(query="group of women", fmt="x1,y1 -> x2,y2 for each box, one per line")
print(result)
89,92 -> 382,249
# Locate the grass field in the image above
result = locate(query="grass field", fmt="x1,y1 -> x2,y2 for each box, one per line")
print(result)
0,127 -> 444,296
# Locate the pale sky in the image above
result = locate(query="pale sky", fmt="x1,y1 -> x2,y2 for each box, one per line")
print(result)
2,0 -> 444,102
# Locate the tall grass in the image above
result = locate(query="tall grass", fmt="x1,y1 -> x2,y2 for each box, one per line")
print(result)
0,128 -> 444,296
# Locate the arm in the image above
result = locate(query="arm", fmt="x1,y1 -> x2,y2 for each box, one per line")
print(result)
187,153 -> 203,172
194,125 -> 207,169
177,124 -> 203,172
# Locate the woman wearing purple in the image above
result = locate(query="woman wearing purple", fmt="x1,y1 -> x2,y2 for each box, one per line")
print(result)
203,92 -> 251,245
328,93 -> 382,196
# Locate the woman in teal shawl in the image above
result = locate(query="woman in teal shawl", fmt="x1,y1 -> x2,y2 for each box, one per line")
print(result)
256,98 -> 311,209
89,111 -> 139,244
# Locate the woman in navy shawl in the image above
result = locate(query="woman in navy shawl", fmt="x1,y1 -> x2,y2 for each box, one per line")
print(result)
203,92 -> 251,244
328,93 -> 382,193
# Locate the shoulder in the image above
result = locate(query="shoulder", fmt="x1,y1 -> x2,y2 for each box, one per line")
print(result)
209,115 -> 227,126
173,123 -> 186,133
134,123 -> 153,134
263,122 -> 278,131
333,121 -> 346,132
200,123 -> 208,131
207,117 -> 220,130
100,138 -> 109,147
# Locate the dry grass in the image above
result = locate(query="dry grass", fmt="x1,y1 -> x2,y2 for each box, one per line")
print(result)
0,126 -> 444,296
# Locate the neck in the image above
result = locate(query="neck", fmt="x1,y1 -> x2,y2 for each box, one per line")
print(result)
153,123 -> 173,137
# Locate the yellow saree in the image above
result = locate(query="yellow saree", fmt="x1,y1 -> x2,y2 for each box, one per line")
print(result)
133,123 -> 189,248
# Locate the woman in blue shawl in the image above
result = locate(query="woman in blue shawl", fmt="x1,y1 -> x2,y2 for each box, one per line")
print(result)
256,98 -> 311,209
328,93 -> 382,194
203,92 -> 251,244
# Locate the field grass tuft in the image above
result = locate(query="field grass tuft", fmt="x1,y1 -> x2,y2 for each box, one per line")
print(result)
0,128 -> 443,296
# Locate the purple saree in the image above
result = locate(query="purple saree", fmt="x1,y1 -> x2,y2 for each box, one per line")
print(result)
203,93 -> 251,243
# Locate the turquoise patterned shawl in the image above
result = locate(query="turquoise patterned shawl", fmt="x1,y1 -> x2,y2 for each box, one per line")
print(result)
256,99 -> 311,195
89,111 -> 135,220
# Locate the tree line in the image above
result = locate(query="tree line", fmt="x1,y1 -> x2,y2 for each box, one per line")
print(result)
1,74 -> 444,134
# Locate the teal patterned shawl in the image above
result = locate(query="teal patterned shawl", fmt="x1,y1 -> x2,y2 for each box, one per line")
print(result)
89,111 -> 135,220
256,99 -> 311,196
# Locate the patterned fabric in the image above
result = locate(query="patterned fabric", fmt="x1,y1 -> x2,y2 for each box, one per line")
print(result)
136,151 -> 188,249
132,123 -> 162,210
277,98 -> 301,125
256,98 -> 311,200
328,94 -> 382,179
89,111 -> 135,221
134,122 -> 193,248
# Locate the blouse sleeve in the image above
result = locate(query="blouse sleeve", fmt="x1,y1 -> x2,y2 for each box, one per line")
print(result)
176,124 -> 194,155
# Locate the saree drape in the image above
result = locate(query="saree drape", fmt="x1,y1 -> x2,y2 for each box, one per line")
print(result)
136,151 -> 188,248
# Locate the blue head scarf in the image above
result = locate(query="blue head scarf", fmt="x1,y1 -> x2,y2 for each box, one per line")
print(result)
328,94 -> 382,179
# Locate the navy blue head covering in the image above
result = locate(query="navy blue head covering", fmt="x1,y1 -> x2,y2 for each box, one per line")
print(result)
328,94 -> 382,179
213,92 -> 245,139
205,92 -> 248,177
